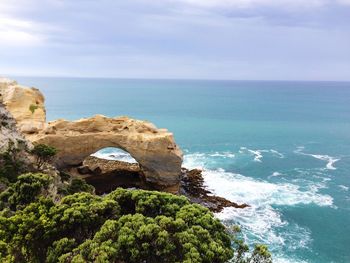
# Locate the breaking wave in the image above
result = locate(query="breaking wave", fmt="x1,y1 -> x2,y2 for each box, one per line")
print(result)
92,147 -> 138,163
294,146 -> 340,170
183,151 -> 334,263
239,147 -> 285,163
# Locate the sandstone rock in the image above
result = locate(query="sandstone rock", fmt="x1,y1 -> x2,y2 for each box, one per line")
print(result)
1,78 -> 183,193
0,102 -> 33,155
0,78 -> 46,133
1,102 -> 63,194
30,114 -> 183,192
77,165 -> 92,175
83,156 -> 140,174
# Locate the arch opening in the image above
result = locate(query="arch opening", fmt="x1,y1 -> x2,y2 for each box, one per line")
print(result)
66,147 -> 156,194
91,147 -> 138,163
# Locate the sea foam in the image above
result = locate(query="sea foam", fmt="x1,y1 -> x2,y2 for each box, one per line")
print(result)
92,148 -> 138,163
294,146 -> 340,170
183,152 -> 333,263
239,147 -> 284,163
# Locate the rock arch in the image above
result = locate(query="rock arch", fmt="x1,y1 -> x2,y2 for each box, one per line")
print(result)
1,78 -> 183,193
30,115 -> 183,192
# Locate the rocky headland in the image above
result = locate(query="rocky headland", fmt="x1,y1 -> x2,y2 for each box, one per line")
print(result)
0,77 -> 248,212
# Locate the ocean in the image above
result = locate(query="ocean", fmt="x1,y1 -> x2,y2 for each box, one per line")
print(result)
14,77 -> 350,263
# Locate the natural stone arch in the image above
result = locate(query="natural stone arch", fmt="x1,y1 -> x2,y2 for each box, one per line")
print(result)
1,78 -> 183,193
30,115 -> 183,192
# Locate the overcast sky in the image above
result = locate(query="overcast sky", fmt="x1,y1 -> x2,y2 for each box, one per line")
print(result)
0,0 -> 350,80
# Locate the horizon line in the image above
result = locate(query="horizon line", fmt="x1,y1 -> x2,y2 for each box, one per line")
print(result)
3,74 -> 350,83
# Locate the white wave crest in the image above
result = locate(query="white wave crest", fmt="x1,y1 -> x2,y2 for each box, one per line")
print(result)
184,151 -> 333,261
270,149 -> 285,158
203,168 -> 332,261
271,172 -> 282,177
338,185 -> 349,191
294,146 -> 340,170
209,152 -> 235,158
91,148 -> 138,163
183,151 -> 236,170
239,147 -> 284,163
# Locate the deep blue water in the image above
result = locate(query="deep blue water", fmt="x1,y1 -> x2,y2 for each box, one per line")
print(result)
14,77 -> 350,263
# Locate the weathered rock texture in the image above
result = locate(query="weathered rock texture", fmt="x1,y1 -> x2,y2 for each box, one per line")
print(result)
66,156 -> 148,195
0,102 -> 33,158
0,78 -> 183,192
0,78 -> 46,133
1,101 -> 63,195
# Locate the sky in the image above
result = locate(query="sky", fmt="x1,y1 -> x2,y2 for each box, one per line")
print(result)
0,0 -> 350,80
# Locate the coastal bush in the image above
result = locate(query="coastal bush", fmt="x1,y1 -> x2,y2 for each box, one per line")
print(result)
58,178 -> 95,195
0,141 -> 26,183
0,187 -> 235,263
229,226 -> 272,263
31,144 -> 57,169
0,173 -> 52,210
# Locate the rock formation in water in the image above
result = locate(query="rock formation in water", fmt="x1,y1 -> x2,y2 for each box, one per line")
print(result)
0,78 -> 183,193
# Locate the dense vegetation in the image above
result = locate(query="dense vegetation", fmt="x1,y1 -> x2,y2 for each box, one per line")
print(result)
0,176 -> 233,262
0,141 -> 27,184
0,142 -> 272,263
31,144 -> 58,169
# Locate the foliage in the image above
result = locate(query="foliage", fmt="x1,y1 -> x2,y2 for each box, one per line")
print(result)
59,171 -> 71,182
0,173 -> 52,211
249,245 -> 272,263
0,141 -> 27,183
228,226 -> 272,263
29,104 -> 39,114
0,186 -> 236,263
0,148 -> 273,263
58,178 -> 95,195
31,144 -> 57,169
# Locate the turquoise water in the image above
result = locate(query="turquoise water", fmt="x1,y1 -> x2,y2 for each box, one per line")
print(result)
15,77 -> 350,263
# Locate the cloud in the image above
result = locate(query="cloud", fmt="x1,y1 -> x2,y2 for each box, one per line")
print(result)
174,0 -> 327,9
0,0 -> 349,80
0,17 -> 45,46
337,0 -> 350,5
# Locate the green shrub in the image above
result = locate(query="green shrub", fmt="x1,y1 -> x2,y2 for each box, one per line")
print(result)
0,141 -> 26,183
59,171 -> 71,182
31,144 -> 57,169
0,173 -> 52,210
58,178 -> 95,195
0,188 -> 234,263
29,104 -> 39,114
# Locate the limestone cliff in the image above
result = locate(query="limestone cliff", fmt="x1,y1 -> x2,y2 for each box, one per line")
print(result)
0,77 -> 46,133
0,102 -> 33,165
0,78 -> 183,193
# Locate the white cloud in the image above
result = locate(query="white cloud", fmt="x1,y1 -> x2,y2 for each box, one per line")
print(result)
173,0 -> 327,9
337,0 -> 350,5
0,17 -> 45,46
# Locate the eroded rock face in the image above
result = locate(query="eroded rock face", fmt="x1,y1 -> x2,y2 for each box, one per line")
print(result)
0,102 -> 33,157
0,78 -> 46,133
29,115 -> 183,191
0,78 -> 183,192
